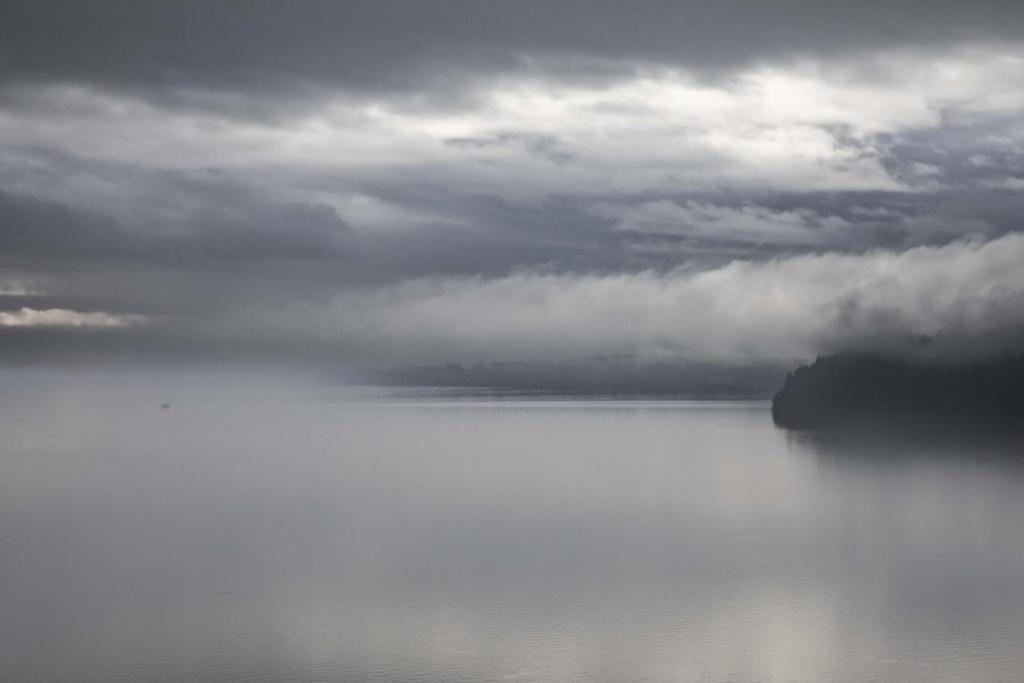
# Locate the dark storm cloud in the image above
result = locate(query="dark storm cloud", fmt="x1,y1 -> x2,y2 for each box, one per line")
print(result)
2,0 -> 1023,108
0,156 -> 351,264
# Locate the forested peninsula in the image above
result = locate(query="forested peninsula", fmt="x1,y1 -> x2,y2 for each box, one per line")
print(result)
772,353 -> 1024,429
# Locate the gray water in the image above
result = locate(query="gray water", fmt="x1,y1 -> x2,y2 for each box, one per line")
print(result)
3,382 -> 1024,682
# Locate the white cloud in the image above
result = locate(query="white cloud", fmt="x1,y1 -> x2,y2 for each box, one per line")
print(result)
0,308 -> 144,328
0,280 -> 35,296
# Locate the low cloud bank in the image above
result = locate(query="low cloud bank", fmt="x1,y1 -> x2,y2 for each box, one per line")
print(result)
213,233 -> 1024,366
2,233 -> 1021,370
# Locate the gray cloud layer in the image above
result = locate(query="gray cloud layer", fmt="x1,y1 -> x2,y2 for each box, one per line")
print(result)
1,2 -> 1023,372
4,1 -> 1023,104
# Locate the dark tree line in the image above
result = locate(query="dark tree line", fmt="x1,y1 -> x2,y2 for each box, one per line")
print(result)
772,353 -> 1024,429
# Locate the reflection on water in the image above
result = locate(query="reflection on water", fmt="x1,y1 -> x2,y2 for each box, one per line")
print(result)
1,382 -> 1024,682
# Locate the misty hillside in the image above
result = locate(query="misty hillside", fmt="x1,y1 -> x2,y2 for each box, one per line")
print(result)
772,353 -> 1024,429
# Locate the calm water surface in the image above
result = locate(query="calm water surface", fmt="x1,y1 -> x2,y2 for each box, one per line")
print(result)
3,383 -> 1024,682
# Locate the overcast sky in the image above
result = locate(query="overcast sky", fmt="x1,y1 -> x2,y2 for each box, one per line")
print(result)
2,1 -> 1024,370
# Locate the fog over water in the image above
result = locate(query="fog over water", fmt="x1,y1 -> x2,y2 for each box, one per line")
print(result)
3,374 -> 1024,682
